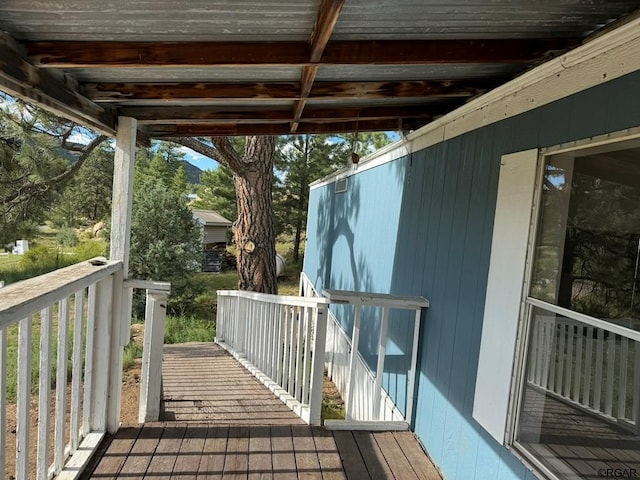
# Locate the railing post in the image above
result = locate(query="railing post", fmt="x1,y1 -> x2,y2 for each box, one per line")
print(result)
139,289 -> 168,423
345,304 -> 362,420
406,308 -> 422,426
106,269 -> 129,433
308,303 -> 328,425
53,298 -> 70,474
89,275 -> 114,432
36,307 -> 53,480
237,295 -> 246,356
15,316 -> 32,480
373,307 -> 390,420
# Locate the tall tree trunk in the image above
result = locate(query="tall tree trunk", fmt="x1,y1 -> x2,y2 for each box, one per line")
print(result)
165,135 -> 278,293
233,137 -> 278,293
293,218 -> 302,264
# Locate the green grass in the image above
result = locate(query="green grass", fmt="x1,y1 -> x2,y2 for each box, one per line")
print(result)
0,238 -> 107,285
322,399 -> 346,421
165,315 -> 216,344
123,341 -> 143,370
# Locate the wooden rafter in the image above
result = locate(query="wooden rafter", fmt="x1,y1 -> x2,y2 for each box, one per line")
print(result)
86,79 -> 494,102
118,104 -> 448,124
0,32 -> 116,135
292,0 -> 346,133
144,118 -> 423,137
25,38 -> 578,68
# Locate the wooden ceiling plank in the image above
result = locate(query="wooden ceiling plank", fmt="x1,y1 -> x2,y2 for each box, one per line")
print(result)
85,79 -> 494,102
293,0 -> 346,132
146,118 -> 423,137
25,39 -> 577,68
0,32 -> 116,135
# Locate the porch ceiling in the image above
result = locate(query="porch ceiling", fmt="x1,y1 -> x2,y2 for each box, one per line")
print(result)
0,1 -> 638,139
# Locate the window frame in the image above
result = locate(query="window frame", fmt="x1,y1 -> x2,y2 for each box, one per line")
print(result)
504,128 -> 640,479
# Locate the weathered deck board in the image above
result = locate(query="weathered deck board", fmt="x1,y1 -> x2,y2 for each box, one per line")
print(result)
81,343 -> 441,479
161,343 -> 304,425
171,423 -> 208,480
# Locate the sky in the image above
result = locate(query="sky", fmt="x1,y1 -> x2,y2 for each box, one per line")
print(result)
179,147 -> 219,171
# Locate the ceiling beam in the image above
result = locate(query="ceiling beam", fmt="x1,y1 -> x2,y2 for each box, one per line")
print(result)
292,0 -> 346,132
85,79 -> 494,102
119,104 -> 445,124
25,38 -> 577,68
145,118 -> 424,137
0,32 -> 116,135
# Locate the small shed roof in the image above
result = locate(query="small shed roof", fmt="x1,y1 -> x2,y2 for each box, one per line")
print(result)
193,210 -> 233,227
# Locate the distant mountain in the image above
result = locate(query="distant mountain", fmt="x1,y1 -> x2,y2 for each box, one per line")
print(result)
182,160 -> 203,184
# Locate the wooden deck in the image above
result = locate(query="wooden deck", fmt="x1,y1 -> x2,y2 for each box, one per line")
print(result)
81,343 -> 441,479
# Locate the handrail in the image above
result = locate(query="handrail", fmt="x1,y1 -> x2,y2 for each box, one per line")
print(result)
217,289 -> 329,307
0,258 -> 122,328
323,289 -> 430,309
526,296 -> 640,343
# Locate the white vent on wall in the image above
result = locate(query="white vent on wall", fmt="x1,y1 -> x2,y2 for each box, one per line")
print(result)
335,177 -> 348,193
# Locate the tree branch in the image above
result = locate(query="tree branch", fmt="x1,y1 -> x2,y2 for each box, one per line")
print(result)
210,137 -> 243,172
0,134 -> 107,205
165,136 -> 237,172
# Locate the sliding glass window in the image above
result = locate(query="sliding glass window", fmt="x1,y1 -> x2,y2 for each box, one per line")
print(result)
514,141 -> 640,479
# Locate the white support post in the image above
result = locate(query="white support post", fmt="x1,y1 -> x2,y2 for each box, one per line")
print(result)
108,116 -> 137,432
373,307 -> 390,420
308,305 -> 328,425
110,116 -> 137,273
406,309 -> 422,426
345,305 -> 362,420
89,276 -> 114,432
139,290 -> 168,423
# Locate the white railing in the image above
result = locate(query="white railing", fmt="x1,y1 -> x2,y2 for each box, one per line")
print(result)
300,272 -> 429,427
526,297 -> 640,431
0,259 -> 123,480
0,260 -> 171,480
322,289 -> 429,426
216,289 -> 329,425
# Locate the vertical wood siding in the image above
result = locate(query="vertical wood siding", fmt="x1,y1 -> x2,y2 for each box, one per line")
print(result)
303,70 -> 640,479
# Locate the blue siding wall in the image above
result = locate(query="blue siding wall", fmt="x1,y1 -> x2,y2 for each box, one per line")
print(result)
303,70 -> 640,480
